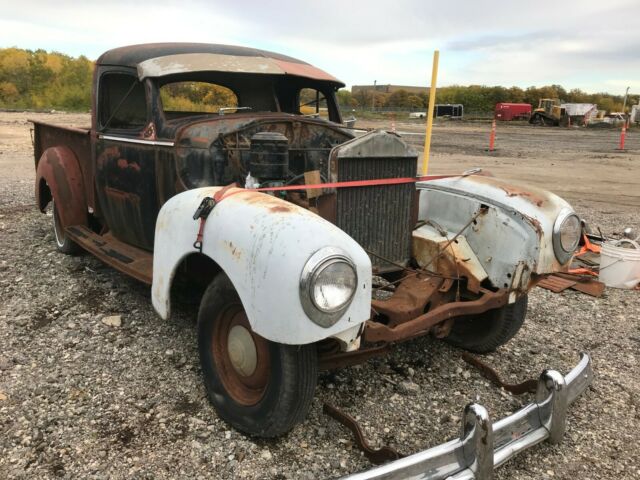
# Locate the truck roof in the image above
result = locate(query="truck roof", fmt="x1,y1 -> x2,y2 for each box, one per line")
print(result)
96,42 -> 343,86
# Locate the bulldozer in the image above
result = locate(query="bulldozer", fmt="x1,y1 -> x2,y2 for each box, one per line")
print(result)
529,98 -> 568,126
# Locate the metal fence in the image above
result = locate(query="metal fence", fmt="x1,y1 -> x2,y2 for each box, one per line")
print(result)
339,106 -> 495,119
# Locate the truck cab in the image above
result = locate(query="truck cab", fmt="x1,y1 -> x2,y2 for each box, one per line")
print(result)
91,44 -> 348,250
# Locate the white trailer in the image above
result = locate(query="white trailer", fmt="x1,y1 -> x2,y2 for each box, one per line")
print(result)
631,104 -> 640,124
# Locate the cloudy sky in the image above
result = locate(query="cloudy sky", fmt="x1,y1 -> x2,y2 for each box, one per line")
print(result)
1,0 -> 639,94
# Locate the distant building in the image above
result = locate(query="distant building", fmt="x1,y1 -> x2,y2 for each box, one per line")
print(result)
351,84 -> 428,95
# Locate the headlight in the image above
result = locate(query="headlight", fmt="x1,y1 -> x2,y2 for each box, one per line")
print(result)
300,247 -> 358,327
552,209 -> 581,263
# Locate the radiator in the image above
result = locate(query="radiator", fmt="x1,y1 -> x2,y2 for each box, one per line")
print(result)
336,155 -> 417,272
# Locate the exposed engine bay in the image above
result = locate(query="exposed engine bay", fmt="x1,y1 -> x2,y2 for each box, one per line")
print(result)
175,117 -> 353,190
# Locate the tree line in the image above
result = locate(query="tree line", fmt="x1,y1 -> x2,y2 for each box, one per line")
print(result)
0,48 -> 93,110
0,47 -> 636,114
340,85 -> 638,114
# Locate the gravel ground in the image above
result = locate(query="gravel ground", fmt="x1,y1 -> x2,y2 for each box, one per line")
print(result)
1,112 -> 639,479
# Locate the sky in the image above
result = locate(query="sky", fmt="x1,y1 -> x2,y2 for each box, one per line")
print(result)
1,0 -> 639,95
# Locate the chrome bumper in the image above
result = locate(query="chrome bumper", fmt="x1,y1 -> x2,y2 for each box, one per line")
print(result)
342,353 -> 593,480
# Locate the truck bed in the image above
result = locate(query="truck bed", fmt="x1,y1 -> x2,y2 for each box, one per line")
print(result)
31,120 -> 94,208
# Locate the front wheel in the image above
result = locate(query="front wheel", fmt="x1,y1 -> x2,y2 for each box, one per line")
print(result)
197,273 -> 317,437
444,295 -> 528,353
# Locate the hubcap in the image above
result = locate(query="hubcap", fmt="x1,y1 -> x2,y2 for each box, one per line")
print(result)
211,306 -> 271,406
227,325 -> 258,377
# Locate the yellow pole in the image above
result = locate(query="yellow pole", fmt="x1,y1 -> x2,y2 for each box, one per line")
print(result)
422,50 -> 439,175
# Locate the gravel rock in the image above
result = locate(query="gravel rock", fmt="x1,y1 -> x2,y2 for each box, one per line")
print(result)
101,315 -> 122,327
398,381 -> 421,395
0,356 -> 12,370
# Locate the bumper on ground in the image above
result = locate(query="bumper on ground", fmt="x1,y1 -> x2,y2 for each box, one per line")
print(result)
342,353 -> 593,480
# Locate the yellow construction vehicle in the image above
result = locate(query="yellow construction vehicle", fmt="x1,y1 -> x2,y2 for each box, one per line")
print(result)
529,98 -> 567,126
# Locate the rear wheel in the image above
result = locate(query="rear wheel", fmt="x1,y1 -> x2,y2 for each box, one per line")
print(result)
197,273 -> 317,437
444,295 -> 528,353
52,201 -> 79,254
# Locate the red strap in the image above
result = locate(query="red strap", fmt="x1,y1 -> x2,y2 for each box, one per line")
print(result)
213,174 -> 456,203
192,174 -> 459,251
193,218 -> 207,251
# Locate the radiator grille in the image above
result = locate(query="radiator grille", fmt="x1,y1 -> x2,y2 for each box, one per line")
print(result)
336,156 -> 417,271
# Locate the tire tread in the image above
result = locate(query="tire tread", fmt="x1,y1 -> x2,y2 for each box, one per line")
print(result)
198,274 -> 317,437
445,295 -> 528,353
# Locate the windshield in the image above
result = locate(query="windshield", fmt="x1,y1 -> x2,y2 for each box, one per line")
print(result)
160,81 -> 238,114
156,74 -> 341,123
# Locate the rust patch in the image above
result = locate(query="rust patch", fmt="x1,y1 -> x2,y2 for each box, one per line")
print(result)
226,241 -> 242,260
269,205 -> 292,213
500,186 -> 545,207
521,213 -> 544,240
142,122 -> 156,139
116,158 -> 141,172
371,275 -> 443,326
364,289 -> 509,344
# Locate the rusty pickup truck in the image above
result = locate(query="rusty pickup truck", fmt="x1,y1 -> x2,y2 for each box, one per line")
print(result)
32,43 -> 592,478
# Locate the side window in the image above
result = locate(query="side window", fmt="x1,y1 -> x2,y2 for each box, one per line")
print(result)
99,73 -> 147,130
298,88 -> 327,117
159,81 -> 238,114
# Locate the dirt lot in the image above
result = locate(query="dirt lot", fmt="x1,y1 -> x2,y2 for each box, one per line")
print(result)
1,112 -> 639,479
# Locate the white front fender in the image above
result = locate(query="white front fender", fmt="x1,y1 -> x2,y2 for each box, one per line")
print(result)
417,175 -> 575,292
152,187 -> 372,345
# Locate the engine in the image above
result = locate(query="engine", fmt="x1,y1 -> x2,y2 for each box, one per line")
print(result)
248,132 -> 289,182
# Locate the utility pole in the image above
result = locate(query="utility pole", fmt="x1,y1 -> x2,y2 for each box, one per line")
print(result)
622,86 -> 630,114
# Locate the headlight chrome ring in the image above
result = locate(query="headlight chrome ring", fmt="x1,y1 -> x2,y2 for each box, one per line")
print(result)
300,247 -> 358,328
552,208 -> 581,264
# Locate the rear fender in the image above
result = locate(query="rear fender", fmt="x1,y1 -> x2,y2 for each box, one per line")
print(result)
152,187 -> 372,346
35,146 -> 87,228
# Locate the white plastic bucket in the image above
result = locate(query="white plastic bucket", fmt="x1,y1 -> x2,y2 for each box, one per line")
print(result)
599,239 -> 640,289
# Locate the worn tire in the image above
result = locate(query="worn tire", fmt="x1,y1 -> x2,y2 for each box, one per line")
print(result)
197,273 -> 317,437
444,295 -> 528,353
52,201 -> 79,255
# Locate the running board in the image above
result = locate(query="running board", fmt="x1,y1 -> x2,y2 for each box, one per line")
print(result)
65,225 -> 153,285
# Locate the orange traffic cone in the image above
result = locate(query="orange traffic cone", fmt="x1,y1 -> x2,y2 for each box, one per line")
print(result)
488,119 -> 496,151
617,121 -> 627,150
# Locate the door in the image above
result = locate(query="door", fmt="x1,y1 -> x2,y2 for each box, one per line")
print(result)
94,71 -> 160,251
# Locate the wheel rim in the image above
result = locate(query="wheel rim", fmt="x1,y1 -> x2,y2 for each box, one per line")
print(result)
211,305 -> 270,406
52,202 -> 65,248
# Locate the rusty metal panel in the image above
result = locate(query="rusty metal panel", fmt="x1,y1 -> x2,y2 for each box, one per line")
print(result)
97,43 -> 344,85
537,275 -> 577,293
34,146 -> 88,229
137,53 -> 284,79
136,52 -> 342,84
412,224 -> 489,292
95,140 -> 161,251
66,226 -> 153,284
363,288 -> 508,344
31,121 -> 93,208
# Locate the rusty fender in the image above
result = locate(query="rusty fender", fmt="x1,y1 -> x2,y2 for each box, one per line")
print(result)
152,187 -> 372,346
35,146 -> 87,228
417,175 -> 577,299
